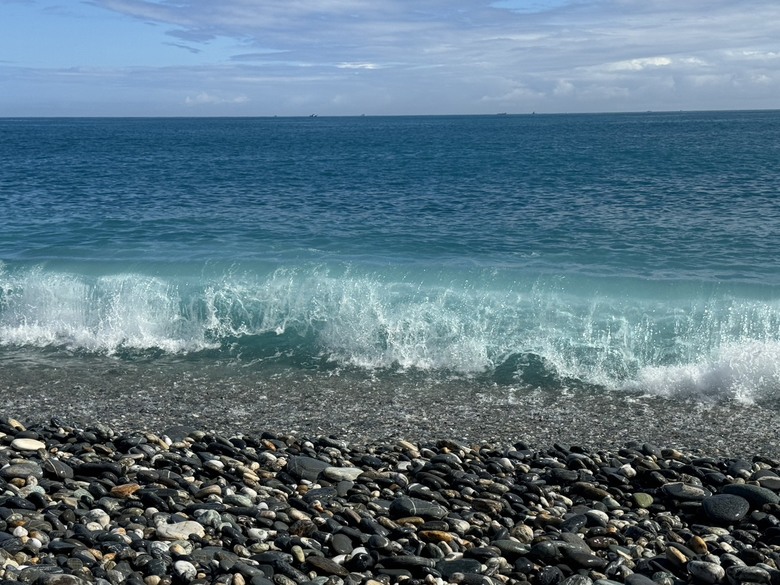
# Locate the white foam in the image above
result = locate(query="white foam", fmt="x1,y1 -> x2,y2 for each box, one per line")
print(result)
0,269 -> 218,354
622,339 -> 780,403
3,264 -> 780,407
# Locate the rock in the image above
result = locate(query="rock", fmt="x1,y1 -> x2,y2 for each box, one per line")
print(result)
624,575 -> 658,585
156,521 -> 206,541
110,483 -> 141,498
560,576 -> 593,585
10,438 -> 46,451
322,466 -> 364,481
389,496 -> 448,519
418,529 -> 455,542
726,565 -> 772,583
633,493 -> 654,508
722,483 -> 780,507
307,556 -> 350,576
286,456 -> 330,481
174,560 -> 198,581
6,418 -> 780,585
330,532 -> 354,554
42,458 -> 74,479
702,494 -> 750,523
436,559 -> 483,579
662,482 -> 711,500
688,560 -> 726,583
0,462 -> 43,480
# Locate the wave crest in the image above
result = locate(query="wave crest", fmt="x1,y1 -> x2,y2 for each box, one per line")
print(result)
2,264 -> 780,403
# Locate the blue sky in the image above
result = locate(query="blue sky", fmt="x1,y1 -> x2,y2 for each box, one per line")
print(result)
1,0 -> 779,116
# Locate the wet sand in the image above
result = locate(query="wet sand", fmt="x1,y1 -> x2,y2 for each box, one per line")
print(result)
2,360 -> 779,457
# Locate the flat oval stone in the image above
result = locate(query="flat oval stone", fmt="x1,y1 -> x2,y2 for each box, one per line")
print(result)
381,555 -> 435,569
726,565 -> 772,583
331,533 -> 354,554
11,438 -> 46,451
43,458 -> 74,479
722,483 -> 780,507
564,549 -> 608,570
323,466 -> 364,481
758,476 -> 780,490
624,574 -> 658,585
436,559 -> 483,579
307,556 -> 350,576
389,496 -> 447,520
418,530 -> 455,543
662,482 -> 711,500
702,494 -> 750,523
0,462 -> 43,480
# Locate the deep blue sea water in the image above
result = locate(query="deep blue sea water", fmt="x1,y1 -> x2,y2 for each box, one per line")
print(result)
1,111 -> 779,408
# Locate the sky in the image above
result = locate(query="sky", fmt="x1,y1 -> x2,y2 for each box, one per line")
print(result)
1,0 -> 779,116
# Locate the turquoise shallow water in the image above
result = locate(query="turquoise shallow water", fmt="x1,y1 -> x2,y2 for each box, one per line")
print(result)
1,111 -> 779,406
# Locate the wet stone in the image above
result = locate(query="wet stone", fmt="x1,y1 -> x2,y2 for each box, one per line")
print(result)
0,462 -> 43,480
726,565 -> 772,583
436,559 -> 483,579
330,533 -> 353,554
389,496 -> 447,520
538,566 -> 565,585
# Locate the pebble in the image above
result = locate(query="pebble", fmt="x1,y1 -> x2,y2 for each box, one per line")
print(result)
10,437 -> 47,451
722,483 -> 780,507
632,493 -> 653,508
688,560 -> 725,583
3,415 -> 780,585
702,493 -> 750,523
156,521 -> 207,540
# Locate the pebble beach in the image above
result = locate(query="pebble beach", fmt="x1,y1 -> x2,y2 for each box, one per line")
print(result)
3,387 -> 780,585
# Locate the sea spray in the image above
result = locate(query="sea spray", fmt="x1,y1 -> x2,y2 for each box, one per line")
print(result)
2,262 -> 779,403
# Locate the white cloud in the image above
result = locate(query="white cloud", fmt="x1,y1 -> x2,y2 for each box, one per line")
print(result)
337,62 -> 381,70
606,57 -> 672,72
184,91 -> 249,105
3,0 -> 780,114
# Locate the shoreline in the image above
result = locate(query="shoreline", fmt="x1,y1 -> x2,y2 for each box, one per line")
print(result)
2,368 -> 780,457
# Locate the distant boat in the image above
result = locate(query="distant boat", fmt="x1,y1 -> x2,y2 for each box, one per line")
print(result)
497,112 -> 507,116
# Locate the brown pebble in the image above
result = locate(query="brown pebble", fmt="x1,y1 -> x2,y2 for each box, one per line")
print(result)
418,530 -> 455,543
396,516 -> 425,526
666,546 -> 688,567
688,535 -> 709,555
110,483 -> 141,498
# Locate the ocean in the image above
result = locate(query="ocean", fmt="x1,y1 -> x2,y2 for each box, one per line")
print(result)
1,111 -> 780,429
